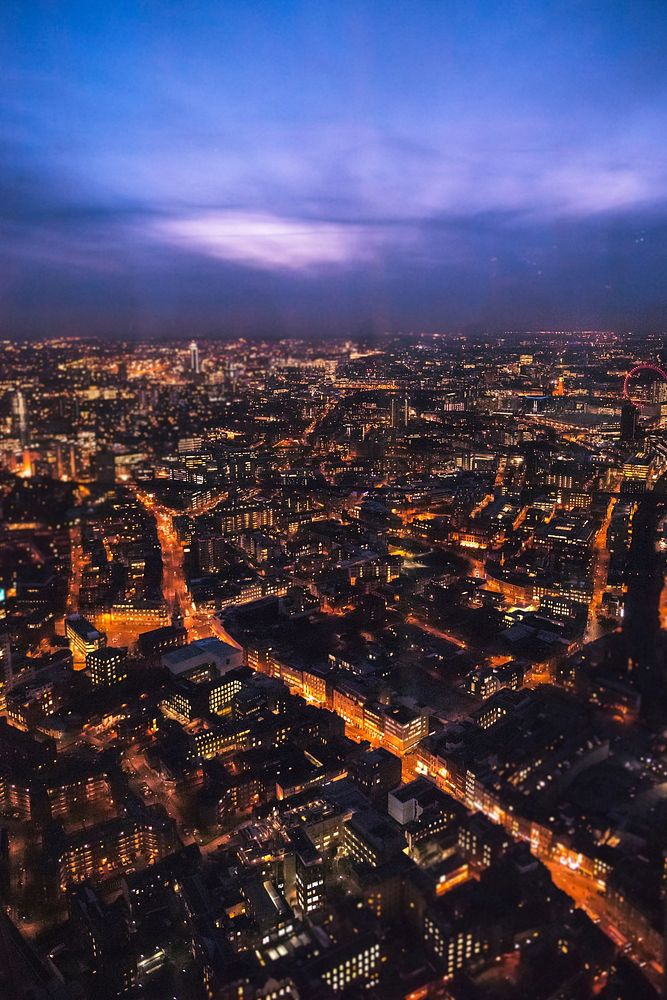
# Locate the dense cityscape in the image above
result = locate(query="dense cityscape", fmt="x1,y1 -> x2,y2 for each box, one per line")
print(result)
0,331 -> 666,998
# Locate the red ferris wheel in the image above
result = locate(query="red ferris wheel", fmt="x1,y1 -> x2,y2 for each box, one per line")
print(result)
623,363 -> 667,405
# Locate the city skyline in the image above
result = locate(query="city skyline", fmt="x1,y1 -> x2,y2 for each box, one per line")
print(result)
1,330 -> 667,998
3,1 -> 667,337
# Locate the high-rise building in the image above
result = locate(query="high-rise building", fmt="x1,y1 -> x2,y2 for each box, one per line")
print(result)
622,497 -> 664,712
0,589 -> 12,712
621,453 -> 651,495
651,377 -> 667,403
659,401 -> 667,430
189,340 -> 200,374
293,830 -> 325,915
11,389 -> 28,447
390,394 -> 409,429
196,533 -> 228,573
92,449 -> 116,484
620,400 -> 638,445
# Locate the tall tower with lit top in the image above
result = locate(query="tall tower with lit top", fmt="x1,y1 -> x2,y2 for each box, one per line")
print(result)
189,340 -> 200,375
11,389 -> 28,447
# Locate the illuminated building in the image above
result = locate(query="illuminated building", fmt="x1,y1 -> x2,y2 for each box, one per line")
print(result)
343,809 -> 405,868
187,719 -> 252,760
313,934 -> 383,993
423,905 -> 487,976
380,704 -> 429,755
85,645 -> 129,688
137,623 -> 187,660
540,592 -> 586,620
0,587 -> 12,711
208,672 -> 246,713
215,574 -> 289,611
65,613 -> 106,659
160,670 -> 245,723
46,811 -> 179,891
390,393 -> 409,429
47,778 -> 109,823
237,531 -> 274,564
242,877 -> 294,940
108,599 -> 169,625
162,637 -> 243,679
216,498 -> 274,535
332,680 -> 365,731
621,452 -> 651,494
348,747 -> 402,806
388,779 -> 464,853
535,513 -> 596,565
262,655 -> 426,755
433,854 -> 470,895
471,688 -> 525,730
292,829 -> 325,915
209,766 -> 266,820
196,532 -> 230,572
458,814 -> 510,870
11,388 -> 28,447
300,666 -> 328,706
189,339 -> 200,374
6,673 -> 63,730
0,771 -> 32,820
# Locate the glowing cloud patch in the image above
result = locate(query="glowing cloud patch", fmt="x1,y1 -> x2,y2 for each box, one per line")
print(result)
154,212 -> 369,271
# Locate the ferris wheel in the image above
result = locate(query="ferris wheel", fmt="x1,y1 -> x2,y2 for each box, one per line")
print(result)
622,363 -> 667,406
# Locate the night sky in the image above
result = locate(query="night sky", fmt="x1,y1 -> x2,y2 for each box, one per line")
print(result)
3,1 -> 667,337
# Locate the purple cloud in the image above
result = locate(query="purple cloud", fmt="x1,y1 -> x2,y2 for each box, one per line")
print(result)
152,212 -> 375,271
